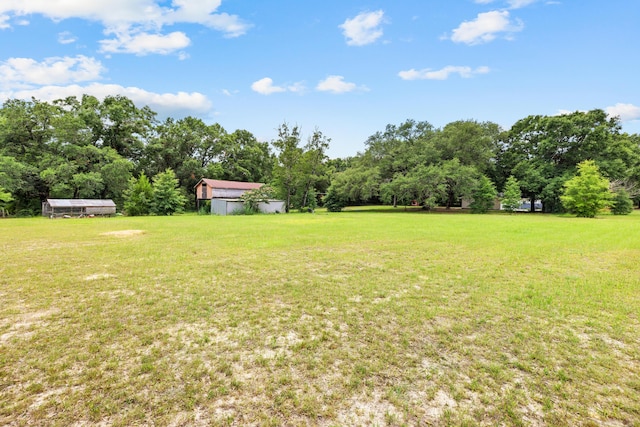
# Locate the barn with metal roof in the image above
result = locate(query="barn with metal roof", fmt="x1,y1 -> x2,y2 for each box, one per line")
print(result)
42,199 -> 116,218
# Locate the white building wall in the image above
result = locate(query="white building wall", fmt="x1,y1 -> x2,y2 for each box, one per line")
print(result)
258,200 -> 285,214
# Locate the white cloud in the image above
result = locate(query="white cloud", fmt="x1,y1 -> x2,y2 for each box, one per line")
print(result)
340,10 -> 384,46
0,0 -> 250,53
100,31 -> 191,55
57,31 -> 77,45
0,14 -> 10,29
398,65 -> 490,80
250,78 -> 306,95
287,82 -> 306,94
1,83 -> 212,116
316,75 -> 366,93
0,0 -> 248,31
606,103 -> 640,122
449,11 -> 523,45
508,0 -> 538,8
251,77 -> 286,95
0,56 -> 105,88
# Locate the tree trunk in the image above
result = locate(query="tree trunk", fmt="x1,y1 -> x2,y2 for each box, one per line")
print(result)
447,191 -> 455,209
530,194 -> 536,213
285,189 -> 291,213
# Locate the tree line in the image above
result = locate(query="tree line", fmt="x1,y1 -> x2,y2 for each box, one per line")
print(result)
0,95 -> 331,215
324,113 -> 640,215
1,95 -> 639,216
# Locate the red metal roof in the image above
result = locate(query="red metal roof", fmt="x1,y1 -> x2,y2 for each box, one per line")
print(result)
197,179 -> 264,190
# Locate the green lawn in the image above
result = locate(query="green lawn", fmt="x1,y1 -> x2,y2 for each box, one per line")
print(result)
1,210 -> 639,426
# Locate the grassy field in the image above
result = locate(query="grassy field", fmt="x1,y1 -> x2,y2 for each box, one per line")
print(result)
1,209 -> 639,426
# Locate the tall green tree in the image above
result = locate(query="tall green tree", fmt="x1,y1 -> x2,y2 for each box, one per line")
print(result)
217,129 -> 273,183
469,175 -> 497,214
296,128 -> 330,209
325,164 -> 381,206
99,95 -> 155,160
151,169 -> 187,215
561,160 -> 612,218
501,175 -> 522,213
272,123 -> 303,212
439,159 -> 478,209
434,120 -> 501,175
363,119 -> 438,181
142,117 -> 223,193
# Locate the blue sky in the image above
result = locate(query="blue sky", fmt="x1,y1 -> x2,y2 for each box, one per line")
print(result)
1,0 -> 639,158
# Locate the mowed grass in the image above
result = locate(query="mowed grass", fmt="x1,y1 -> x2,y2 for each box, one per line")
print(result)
1,210 -> 639,426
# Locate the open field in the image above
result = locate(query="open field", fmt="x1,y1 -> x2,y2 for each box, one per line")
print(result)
1,210 -> 639,426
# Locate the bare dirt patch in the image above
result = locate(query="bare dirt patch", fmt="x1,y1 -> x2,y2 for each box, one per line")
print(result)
0,309 -> 58,344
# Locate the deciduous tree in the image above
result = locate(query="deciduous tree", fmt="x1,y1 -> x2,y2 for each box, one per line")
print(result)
561,160 -> 611,218
272,123 -> 303,212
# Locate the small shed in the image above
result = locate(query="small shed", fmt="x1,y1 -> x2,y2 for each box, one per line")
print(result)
42,199 -> 116,218
211,198 -> 245,216
211,199 -> 286,216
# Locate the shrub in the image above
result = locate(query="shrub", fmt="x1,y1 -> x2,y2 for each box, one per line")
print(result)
322,187 -> 347,212
241,186 -> 275,213
198,200 -> 211,215
611,188 -> 634,215
124,173 -> 153,216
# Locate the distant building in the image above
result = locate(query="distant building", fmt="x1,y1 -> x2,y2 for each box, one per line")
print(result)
42,199 -> 116,218
505,199 -> 542,212
193,179 -> 284,215
210,198 -> 285,216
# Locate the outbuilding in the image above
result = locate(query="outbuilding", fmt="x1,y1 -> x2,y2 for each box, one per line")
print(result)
194,178 -> 285,215
42,199 -> 116,218
194,179 -> 264,210
210,198 -> 286,216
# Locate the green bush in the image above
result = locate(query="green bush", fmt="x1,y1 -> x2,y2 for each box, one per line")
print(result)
611,189 -> 634,215
322,188 -> 346,212
230,205 -> 257,215
123,173 -> 153,216
15,209 -> 34,218
198,200 -> 211,215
